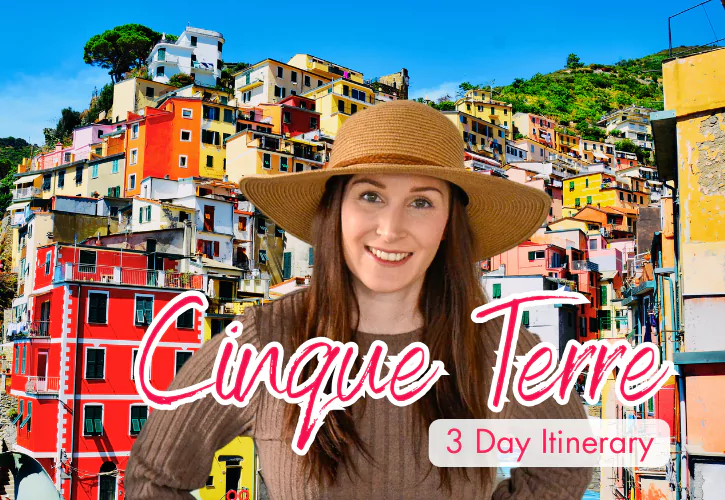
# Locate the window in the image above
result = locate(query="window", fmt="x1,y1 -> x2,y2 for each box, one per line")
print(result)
128,174 -> 136,191
206,476 -> 214,487
318,79 -> 323,87
295,163 -> 304,172
58,170 -> 65,188
309,247 -> 314,266
492,283 -> 502,299
206,155 -> 213,168
111,159 -> 119,174
44,252 -> 51,275
522,311 -> 530,327
175,351 -> 193,374
351,103 -> 358,114
203,205 -> 215,232
627,194 -> 632,202
19,400 -> 31,431
182,108 -> 193,119
21,345 -> 26,374
190,36 -> 197,46
84,405 -> 103,436
640,196 -> 644,204
338,100 -> 345,113
263,153 -> 271,170
304,75 -> 311,87
92,164 -> 99,179
283,111 -> 291,124
131,349 -> 138,380
179,155 -> 188,168
310,117 -> 318,129
145,87 -> 154,98
180,130 -> 192,142
75,166 -> 83,185
201,129 -> 221,146
135,296 -> 154,326
589,317 -> 599,333
291,71 -> 298,83
587,196 -> 592,205
217,40 -> 223,52
277,67 -> 283,78
223,108 -> 234,123
280,157 -> 288,172
203,105 -> 220,121
131,123 -> 139,139
42,174 -> 51,191
575,197 -> 581,207
647,397 -> 655,416
130,149 -> 138,165
351,89 -> 366,102
88,292 -> 108,324
527,250 -> 545,260
85,348 -> 105,379
619,191 -> 624,201
177,309 -> 194,329
590,239 -> 598,250
130,405 -> 148,435
156,66 -> 164,77
585,178 -> 589,188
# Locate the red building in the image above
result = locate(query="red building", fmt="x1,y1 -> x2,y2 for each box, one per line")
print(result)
11,243 -> 207,500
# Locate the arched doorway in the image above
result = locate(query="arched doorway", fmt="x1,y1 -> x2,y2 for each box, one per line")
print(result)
99,462 -> 117,500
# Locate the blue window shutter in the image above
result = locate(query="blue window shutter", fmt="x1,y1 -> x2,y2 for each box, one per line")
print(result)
309,247 -> 314,266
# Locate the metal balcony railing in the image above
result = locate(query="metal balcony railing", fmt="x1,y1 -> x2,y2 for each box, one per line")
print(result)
25,376 -> 60,394
55,264 -> 205,290
12,187 -> 41,200
571,260 -> 599,272
28,321 -> 51,338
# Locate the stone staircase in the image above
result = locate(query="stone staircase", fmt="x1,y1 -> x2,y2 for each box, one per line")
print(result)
0,393 -> 18,499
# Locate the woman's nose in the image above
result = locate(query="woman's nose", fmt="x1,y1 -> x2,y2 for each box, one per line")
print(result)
375,205 -> 407,241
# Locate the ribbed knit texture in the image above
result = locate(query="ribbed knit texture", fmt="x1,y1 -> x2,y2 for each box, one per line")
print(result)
125,289 -> 592,499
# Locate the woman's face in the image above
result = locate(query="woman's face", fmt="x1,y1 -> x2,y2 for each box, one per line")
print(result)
341,174 -> 451,294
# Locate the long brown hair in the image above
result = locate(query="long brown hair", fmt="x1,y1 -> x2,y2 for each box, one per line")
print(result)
283,174 -> 491,491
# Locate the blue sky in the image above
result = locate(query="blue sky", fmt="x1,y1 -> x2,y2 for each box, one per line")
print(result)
2,0 -> 724,145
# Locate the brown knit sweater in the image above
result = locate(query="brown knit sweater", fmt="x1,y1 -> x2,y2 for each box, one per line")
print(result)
125,288 -> 592,499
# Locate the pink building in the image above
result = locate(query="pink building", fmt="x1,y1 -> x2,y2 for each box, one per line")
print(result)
513,112 -> 558,147
27,124 -> 122,172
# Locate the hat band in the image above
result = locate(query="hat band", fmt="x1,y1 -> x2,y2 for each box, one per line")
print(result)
331,153 -> 458,170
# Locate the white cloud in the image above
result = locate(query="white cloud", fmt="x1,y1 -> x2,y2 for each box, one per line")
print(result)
0,68 -> 110,145
408,80 -> 461,102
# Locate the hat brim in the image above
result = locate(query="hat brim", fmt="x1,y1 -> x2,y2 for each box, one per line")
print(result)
238,164 -> 552,262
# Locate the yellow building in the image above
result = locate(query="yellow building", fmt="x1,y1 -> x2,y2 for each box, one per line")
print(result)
562,171 -> 644,216
300,79 -> 375,138
197,437 -> 258,500
234,58 -> 332,107
110,77 -> 177,123
554,129 -> 581,157
442,110 -> 507,164
226,129 -> 327,180
455,89 -> 513,139
287,53 -> 364,84
579,139 -> 615,165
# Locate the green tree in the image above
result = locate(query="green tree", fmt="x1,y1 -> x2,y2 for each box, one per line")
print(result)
567,53 -> 584,69
83,24 -> 162,83
169,73 -> 196,88
84,84 -> 114,124
44,108 -> 82,147
615,138 -> 650,164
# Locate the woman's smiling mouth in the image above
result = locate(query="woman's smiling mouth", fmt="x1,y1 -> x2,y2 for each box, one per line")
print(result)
365,245 -> 413,264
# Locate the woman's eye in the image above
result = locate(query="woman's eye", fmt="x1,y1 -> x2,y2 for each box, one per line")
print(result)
360,192 -> 380,203
412,198 -> 433,209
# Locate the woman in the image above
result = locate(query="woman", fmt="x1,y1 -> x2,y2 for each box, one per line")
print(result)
125,100 -> 592,499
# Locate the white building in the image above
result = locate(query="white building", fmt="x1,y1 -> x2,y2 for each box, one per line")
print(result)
147,27 -> 225,88
505,142 -> 528,163
136,177 -> 245,266
479,271 -> 578,359
597,106 -> 654,150
234,59 -> 331,107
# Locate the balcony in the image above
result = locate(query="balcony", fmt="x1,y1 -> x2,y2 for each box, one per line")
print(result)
55,264 -> 205,290
12,187 -> 41,200
25,376 -> 60,395
571,260 -> 599,272
28,321 -> 51,338
606,223 -> 631,233
239,278 -> 269,296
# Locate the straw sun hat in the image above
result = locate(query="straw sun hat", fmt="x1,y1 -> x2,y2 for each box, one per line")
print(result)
238,99 -> 551,262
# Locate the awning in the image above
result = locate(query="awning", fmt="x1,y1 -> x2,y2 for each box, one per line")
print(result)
593,151 -> 608,159
14,174 -> 41,185
6,202 -> 29,212
285,136 -> 323,146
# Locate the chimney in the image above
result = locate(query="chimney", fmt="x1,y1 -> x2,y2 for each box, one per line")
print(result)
55,142 -> 63,152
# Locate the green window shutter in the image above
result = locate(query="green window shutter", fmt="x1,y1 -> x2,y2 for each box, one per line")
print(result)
522,310 -> 530,327
138,208 -> 143,224
569,181 -> 574,191
601,285 -> 608,305
528,251 -> 535,260
492,283 -> 501,299
22,346 -> 25,374
85,418 -> 94,434
587,196 -> 592,204
575,198 -> 580,207
283,252 -> 292,279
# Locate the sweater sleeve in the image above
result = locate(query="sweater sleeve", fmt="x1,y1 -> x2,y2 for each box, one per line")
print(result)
491,326 -> 593,500
124,307 -> 261,500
